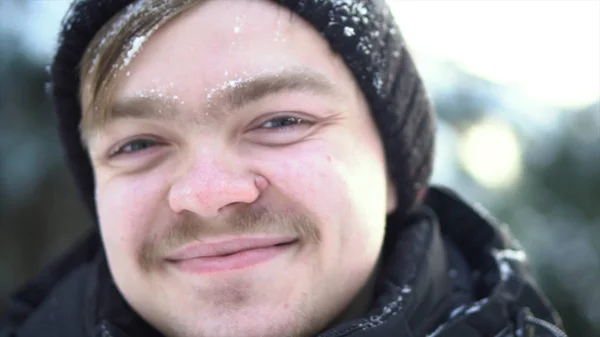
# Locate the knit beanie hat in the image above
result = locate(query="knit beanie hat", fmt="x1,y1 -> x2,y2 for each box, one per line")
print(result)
50,0 -> 435,224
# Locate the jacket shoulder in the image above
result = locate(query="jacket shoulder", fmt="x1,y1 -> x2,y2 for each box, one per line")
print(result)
0,262 -> 94,337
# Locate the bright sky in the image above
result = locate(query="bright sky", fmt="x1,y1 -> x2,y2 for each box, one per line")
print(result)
7,0 -> 600,109
390,0 -> 600,109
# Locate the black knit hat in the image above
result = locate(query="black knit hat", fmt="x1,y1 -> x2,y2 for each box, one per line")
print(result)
50,0 -> 435,223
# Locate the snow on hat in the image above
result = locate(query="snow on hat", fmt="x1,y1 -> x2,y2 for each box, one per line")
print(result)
49,0 -> 435,224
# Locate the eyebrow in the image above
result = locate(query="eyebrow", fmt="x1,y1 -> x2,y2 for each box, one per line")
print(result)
90,68 -> 339,133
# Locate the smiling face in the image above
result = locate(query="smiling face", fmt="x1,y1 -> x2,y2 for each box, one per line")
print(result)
83,0 -> 397,336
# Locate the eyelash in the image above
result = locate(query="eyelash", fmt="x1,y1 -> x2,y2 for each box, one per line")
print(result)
259,116 -> 307,130
109,116 -> 309,157
110,138 -> 160,157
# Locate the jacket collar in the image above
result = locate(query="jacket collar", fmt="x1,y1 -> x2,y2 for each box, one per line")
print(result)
423,187 -> 563,336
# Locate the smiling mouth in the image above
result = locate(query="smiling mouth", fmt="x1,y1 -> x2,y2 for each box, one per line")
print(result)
167,238 -> 298,274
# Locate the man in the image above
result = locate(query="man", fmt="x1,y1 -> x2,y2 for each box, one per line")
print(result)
0,0 -> 567,336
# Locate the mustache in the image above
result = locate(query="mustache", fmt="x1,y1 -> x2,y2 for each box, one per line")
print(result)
139,205 -> 320,271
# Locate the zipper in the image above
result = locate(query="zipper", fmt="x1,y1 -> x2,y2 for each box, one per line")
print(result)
516,307 -> 568,337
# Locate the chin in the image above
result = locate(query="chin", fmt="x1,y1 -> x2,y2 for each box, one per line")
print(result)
158,307 -> 325,337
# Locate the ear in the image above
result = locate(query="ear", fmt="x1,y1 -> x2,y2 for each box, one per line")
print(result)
386,177 -> 397,215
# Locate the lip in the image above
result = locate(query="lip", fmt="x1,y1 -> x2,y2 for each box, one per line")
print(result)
166,237 -> 298,273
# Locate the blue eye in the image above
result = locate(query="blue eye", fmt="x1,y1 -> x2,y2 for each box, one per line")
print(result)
261,117 -> 305,129
111,139 -> 158,157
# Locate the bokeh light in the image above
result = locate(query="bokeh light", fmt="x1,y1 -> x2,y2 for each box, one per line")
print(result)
458,118 -> 523,188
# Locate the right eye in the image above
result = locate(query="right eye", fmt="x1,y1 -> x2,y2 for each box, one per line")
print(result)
110,139 -> 159,157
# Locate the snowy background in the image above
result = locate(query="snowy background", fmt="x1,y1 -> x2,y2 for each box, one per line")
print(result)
0,1 -> 598,335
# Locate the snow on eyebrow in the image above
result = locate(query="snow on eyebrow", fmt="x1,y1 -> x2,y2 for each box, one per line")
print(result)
204,67 -> 338,105
128,81 -> 184,106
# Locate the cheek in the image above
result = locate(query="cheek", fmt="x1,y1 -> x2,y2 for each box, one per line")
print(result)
264,148 -> 349,268
96,171 -> 169,255
267,145 -> 344,211
256,139 -> 386,251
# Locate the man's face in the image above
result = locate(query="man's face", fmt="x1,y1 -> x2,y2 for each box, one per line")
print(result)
86,1 -> 397,336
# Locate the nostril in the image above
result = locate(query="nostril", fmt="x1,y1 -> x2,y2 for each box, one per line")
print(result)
254,174 -> 269,190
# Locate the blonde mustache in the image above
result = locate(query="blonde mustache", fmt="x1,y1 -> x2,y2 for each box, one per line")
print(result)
139,205 -> 320,271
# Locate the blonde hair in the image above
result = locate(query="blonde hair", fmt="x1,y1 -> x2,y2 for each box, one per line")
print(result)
78,0 -> 200,138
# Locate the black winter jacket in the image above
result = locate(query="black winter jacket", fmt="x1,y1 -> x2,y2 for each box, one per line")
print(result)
0,187 -> 567,337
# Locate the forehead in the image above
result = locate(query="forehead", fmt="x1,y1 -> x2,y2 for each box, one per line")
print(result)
114,0 -> 347,103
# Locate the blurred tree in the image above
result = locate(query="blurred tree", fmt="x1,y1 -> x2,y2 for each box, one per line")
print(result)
429,64 -> 600,336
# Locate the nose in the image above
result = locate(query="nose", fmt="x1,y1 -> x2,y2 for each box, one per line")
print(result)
168,152 -> 262,218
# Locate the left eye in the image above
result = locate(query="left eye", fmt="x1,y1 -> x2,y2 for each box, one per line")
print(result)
260,116 -> 305,129
110,139 -> 159,157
